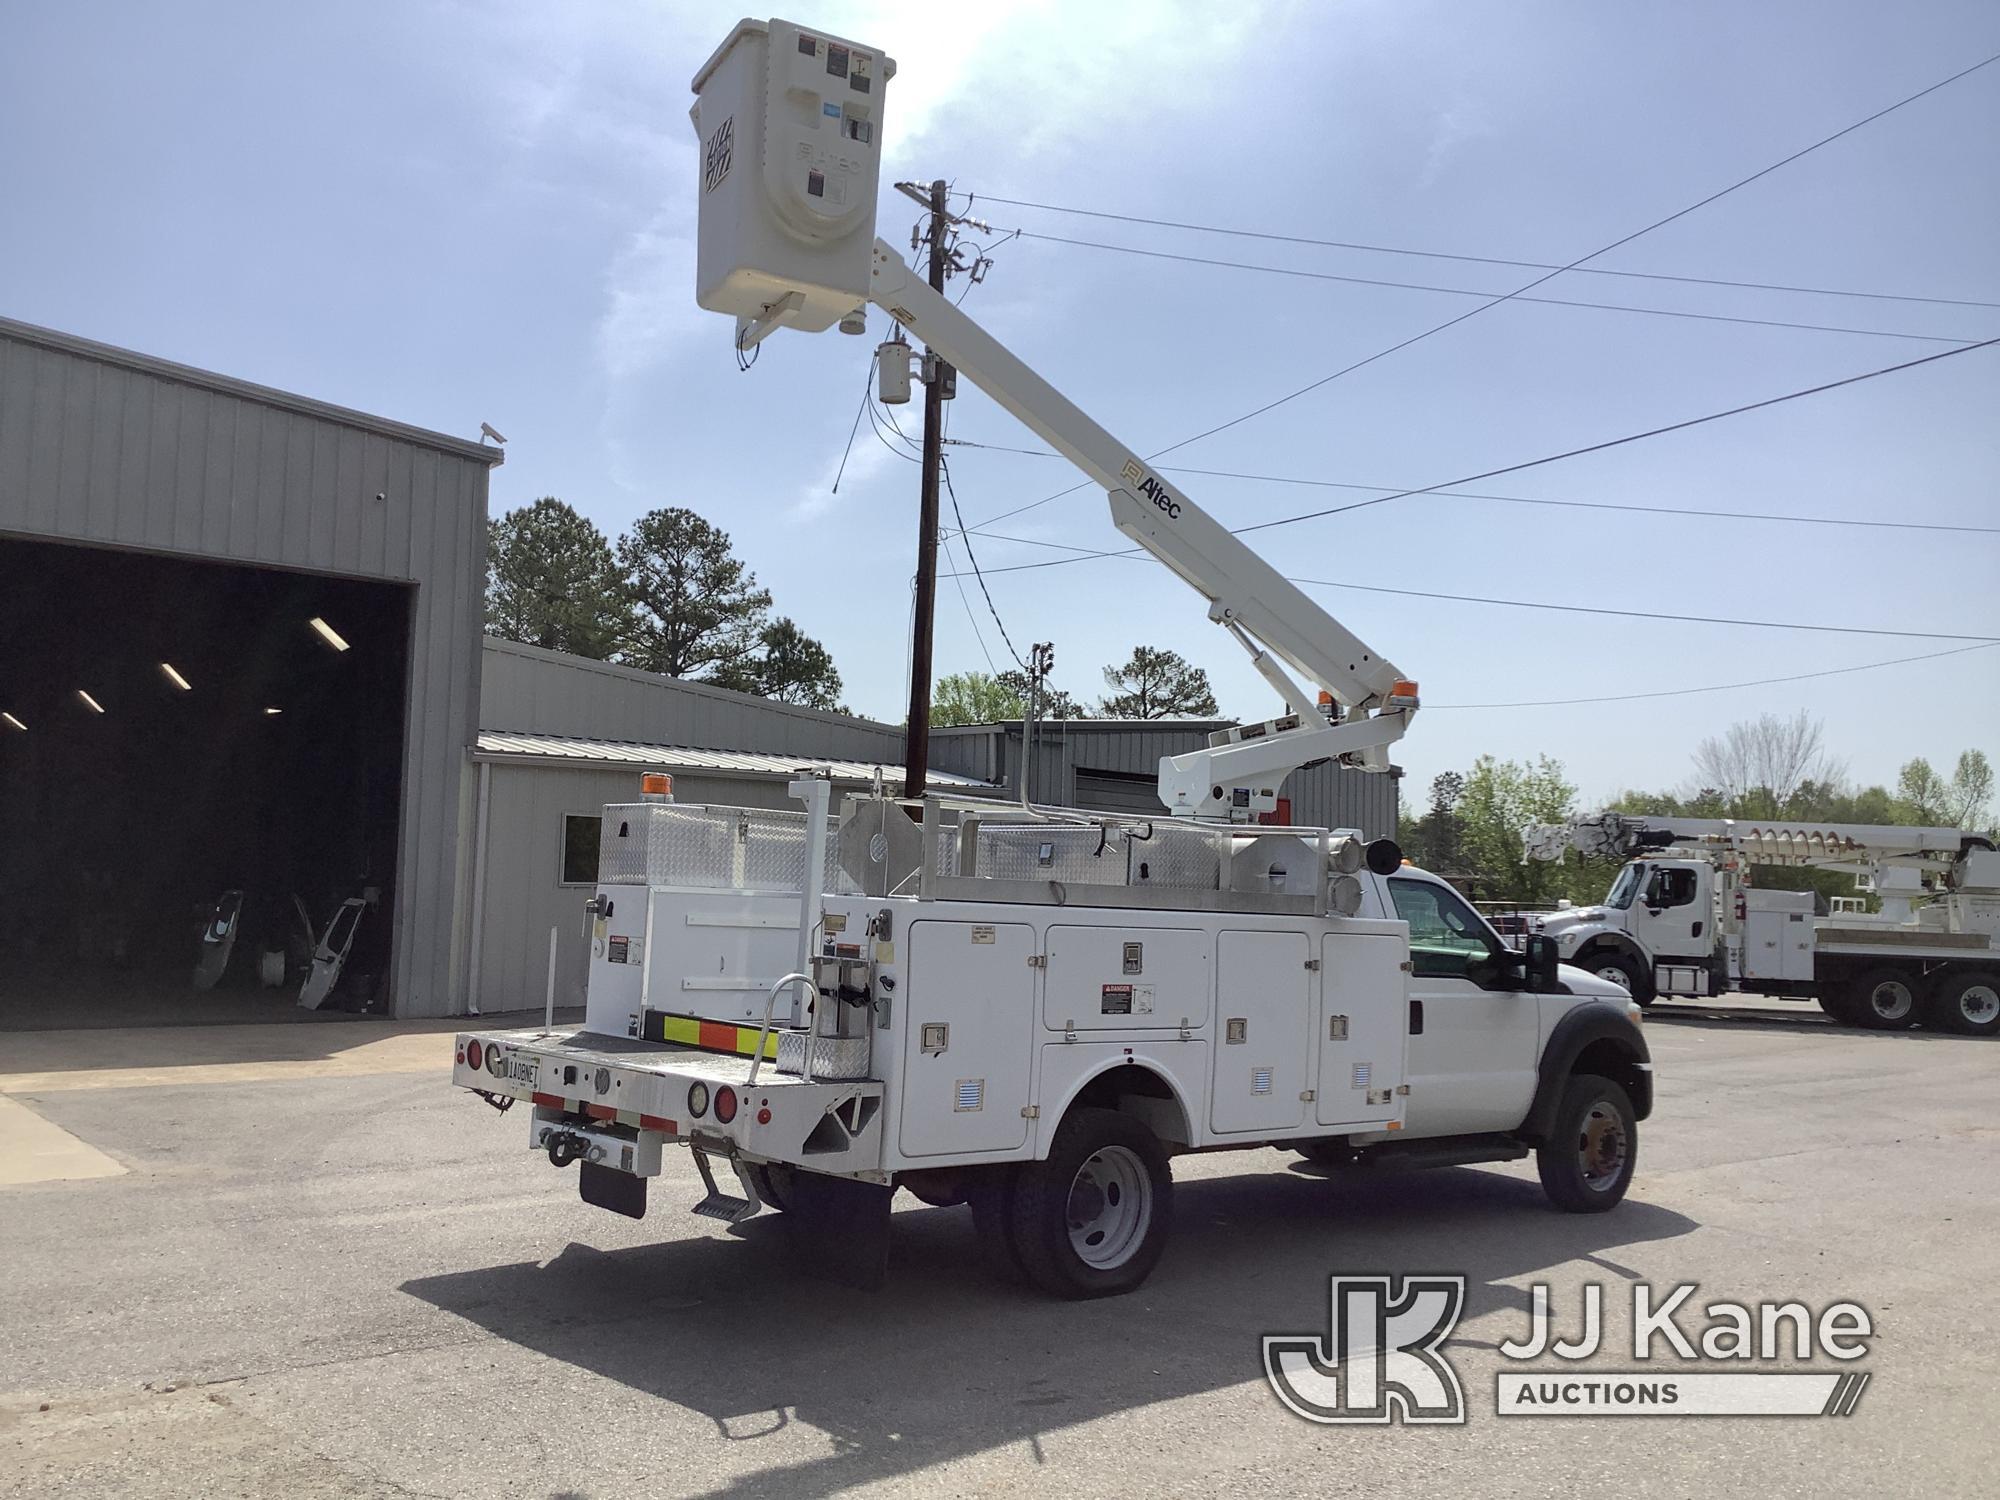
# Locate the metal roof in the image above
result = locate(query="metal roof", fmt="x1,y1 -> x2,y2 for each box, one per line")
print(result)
475,731 -> 992,787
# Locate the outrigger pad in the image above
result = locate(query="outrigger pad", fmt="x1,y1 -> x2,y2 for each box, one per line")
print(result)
786,1173 -> 893,1291
580,1162 -> 648,1220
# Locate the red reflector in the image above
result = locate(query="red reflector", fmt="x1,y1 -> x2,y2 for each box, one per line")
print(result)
756,1107 -> 771,1126
465,1039 -> 484,1072
715,1086 -> 738,1124
638,1114 -> 677,1134
531,1092 -> 564,1110
584,1103 -> 616,1121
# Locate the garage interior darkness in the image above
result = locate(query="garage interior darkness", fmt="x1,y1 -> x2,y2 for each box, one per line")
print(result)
0,535 -> 412,1028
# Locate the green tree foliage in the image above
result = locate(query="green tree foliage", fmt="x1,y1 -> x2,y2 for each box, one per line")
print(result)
932,671 -> 1023,726
615,507 -> 773,680
1098,646 -> 1219,719
1454,754 -> 1600,905
1897,751 -> 1994,829
712,617 -> 844,711
485,497 -> 627,659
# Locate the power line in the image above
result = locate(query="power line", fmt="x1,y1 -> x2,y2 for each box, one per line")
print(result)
936,541 -> 1999,642
1004,229 -> 1987,345
940,531 -> 998,673
965,196 -> 2000,313
1429,640 -> 2000,709
940,452 -> 1027,670
946,336 -> 2000,571
967,49 -> 2000,532
942,438 -> 2000,537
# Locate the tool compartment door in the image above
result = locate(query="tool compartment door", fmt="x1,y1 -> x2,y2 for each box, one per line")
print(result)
1210,930 -> 1313,1135
899,919 -> 1036,1158
1043,925 -> 1211,1033
1316,931 -> 1408,1129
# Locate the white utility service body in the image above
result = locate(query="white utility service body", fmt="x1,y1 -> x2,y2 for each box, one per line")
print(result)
1526,814 -> 2000,1034
452,16 -> 1656,1297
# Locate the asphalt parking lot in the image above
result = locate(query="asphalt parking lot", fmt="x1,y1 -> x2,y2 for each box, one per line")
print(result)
2,997 -> 1995,1499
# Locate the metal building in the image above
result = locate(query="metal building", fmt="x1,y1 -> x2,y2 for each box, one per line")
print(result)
928,719 -> 1400,837
0,317 -> 500,1023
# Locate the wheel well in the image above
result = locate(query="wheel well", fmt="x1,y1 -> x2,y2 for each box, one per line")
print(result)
1067,1064 -> 1191,1147
1570,1037 -> 1647,1107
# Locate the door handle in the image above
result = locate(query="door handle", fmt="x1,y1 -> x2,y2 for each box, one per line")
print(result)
1408,999 -> 1424,1036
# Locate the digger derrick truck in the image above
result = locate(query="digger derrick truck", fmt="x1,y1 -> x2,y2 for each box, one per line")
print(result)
449,16 -> 1654,1298
1524,813 -> 2000,1035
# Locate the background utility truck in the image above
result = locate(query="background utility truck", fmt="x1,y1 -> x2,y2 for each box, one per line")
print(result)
1524,814 -> 2000,1034
450,15 -> 1653,1299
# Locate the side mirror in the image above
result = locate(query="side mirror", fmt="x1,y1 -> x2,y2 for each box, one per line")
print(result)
1524,934 -> 1561,992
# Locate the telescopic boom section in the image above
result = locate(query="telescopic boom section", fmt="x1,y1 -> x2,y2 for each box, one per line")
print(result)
867,244 -> 1417,816
1524,812 -> 1980,869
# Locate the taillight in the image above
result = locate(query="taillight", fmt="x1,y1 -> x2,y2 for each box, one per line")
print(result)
486,1046 -> 506,1078
686,1082 -> 710,1119
714,1086 -> 738,1124
466,1039 -> 484,1072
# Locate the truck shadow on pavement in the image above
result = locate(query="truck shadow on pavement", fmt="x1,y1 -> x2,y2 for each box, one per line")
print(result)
403,1163 -> 1697,1500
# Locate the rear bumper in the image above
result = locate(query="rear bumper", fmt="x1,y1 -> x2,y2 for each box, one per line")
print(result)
453,1027 -> 885,1177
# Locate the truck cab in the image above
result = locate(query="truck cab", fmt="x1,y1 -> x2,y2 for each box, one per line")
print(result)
1538,857 -> 1718,1002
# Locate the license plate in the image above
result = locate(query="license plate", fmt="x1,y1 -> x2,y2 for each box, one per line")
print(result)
504,1055 -> 539,1086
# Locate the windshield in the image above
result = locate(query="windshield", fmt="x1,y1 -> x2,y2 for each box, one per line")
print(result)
1605,862 -> 1645,910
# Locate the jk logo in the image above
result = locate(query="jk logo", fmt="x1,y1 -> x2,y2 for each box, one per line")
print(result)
1263,1275 -> 1467,1424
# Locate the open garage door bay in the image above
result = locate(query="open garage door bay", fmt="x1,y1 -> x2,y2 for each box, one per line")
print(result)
0,318 -> 501,1023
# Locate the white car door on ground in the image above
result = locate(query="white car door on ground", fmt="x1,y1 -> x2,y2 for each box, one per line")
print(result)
1386,877 -> 1539,1138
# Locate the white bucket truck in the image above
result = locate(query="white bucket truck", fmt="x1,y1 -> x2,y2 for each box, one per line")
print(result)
1525,814 -> 2000,1033
452,17 -> 1652,1297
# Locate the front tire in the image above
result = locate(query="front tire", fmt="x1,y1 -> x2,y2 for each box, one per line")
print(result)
1536,1074 -> 1637,1213
1584,951 -> 1654,1006
1924,970 -> 2000,1037
1850,966 -> 1920,1030
1008,1108 -> 1173,1299
1818,984 -> 1863,1026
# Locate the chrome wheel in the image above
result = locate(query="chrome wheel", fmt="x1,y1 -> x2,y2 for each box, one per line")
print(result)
1577,1101 -> 1629,1193
1066,1144 -> 1152,1270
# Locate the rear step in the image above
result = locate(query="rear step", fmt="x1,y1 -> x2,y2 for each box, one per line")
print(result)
691,1147 -> 762,1223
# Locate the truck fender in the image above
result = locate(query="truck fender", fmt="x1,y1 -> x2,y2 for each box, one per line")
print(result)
1035,1052 -> 1197,1159
1515,1002 -> 1653,1144
1570,931 -> 1650,973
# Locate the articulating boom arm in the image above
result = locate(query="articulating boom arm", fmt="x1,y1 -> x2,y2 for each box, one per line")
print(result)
868,243 -> 1416,818
1524,812 -> 1980,870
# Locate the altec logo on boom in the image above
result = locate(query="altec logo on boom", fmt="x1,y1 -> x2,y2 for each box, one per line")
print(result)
1264,1276 -> 1875,1423
1120,458 -> 1182,521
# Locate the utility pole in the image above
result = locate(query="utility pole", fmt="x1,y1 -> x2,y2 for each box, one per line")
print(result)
901,177 -> 949,799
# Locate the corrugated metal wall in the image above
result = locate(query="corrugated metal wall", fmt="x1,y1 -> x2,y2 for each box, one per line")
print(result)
481,638 -> 908,762
0,318 -> 499,1018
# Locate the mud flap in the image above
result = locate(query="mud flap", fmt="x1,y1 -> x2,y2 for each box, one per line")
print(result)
579,1161 -> 648,1220
786,1172 -> 892,1290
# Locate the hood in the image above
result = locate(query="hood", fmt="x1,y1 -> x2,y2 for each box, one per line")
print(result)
1557,963 -> 1636,1002
1539,906 -> 1609,933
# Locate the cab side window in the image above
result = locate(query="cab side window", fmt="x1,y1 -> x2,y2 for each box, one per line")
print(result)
1387,878 -> 1505,982
1648,868 -> 1697,908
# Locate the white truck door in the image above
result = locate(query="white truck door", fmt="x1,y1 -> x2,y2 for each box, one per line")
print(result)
1384,877 -> 1538,1137
1211,930 -> 1312,1135
1628,863 -> 1708,962
899,919 -> 1036,1158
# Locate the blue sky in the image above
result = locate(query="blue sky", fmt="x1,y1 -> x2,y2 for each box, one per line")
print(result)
5,1 -> 1995,805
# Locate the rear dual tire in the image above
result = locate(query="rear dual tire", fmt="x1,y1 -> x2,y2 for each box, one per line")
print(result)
1924,971 -> 2000,1037
970,1109 -> 1174,1299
